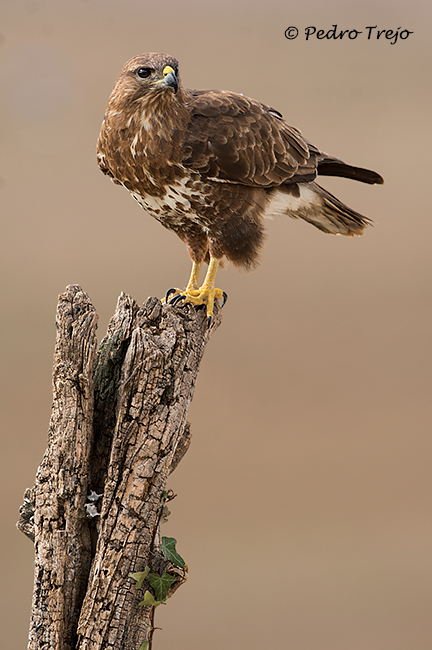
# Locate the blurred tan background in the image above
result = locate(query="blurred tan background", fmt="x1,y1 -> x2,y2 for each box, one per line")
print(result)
1,1 -> 431,648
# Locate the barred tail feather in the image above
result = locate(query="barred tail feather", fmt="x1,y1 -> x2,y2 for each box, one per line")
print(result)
307,182 -> 372,236
267,182 -> 373,236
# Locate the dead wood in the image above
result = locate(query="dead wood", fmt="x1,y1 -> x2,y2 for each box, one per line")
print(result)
18,284 -> 221,650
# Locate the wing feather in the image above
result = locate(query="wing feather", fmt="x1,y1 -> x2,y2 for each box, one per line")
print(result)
181,89 -> 383,188
182,89 -> 316,186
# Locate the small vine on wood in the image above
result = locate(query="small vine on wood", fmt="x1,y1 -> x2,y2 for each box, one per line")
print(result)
130,491 -> 186,649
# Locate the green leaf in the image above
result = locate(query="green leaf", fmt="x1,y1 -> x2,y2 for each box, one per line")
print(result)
130,566 -> 150,590
160,537 -> 185,568
149,572 -> 177,601
138,590 -> 163,608
138,643 -> 149,650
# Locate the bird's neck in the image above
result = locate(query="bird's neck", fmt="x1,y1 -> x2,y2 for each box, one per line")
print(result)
98,89 -> 191,195
138,94 -> 190,159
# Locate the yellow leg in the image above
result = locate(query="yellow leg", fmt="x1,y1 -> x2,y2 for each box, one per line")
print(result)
188,257 -> 225,319
185,261 -> 202,292
163,261 -> 201,304
164,257 -> 225,321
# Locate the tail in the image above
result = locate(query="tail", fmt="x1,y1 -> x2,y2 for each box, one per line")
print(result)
273,182 -> 373,236
317,157 -> 384,185
299,182 -> 373,236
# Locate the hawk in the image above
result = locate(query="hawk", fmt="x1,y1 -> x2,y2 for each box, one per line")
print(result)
97,53 -> 383,321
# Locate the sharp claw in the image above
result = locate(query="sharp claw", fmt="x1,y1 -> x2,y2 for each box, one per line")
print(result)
207,315 -> 212,328
221,291 -> 228,308
165,288 -> 177,302
170,294 -> 186,307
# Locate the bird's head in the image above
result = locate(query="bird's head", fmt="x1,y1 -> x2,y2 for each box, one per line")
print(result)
108,53 -> 183,110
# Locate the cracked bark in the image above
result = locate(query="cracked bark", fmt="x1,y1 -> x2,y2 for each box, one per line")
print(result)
17,284 -> 221,650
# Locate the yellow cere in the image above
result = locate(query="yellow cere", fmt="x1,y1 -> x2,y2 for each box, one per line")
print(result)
163,66 -> 175,76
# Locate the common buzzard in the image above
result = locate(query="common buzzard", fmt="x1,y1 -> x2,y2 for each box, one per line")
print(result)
97,53 -> 383,321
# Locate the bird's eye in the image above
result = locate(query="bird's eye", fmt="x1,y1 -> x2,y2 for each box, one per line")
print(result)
136,67 -> 152,79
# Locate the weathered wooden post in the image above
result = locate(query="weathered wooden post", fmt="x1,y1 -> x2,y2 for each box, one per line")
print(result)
17,284 -> 221,650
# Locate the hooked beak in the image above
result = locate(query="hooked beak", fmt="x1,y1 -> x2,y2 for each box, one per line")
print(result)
154,65 -> 178,93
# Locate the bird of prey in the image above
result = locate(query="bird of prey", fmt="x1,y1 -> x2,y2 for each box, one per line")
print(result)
97,53 -> 383,321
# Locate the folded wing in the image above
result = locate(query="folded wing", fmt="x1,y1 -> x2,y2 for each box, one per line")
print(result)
182,89 -> 383,188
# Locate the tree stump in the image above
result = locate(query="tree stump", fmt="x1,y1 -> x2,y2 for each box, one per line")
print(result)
17,284 -> 221,650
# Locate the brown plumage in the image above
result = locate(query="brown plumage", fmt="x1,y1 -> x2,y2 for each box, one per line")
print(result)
97,53 -> 383,318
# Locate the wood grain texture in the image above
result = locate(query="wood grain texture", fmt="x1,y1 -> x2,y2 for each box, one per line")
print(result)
18,285 -> 221,650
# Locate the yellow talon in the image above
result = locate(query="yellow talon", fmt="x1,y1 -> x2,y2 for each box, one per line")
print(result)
163,257 -> 224,319
180,284 -> 223,318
